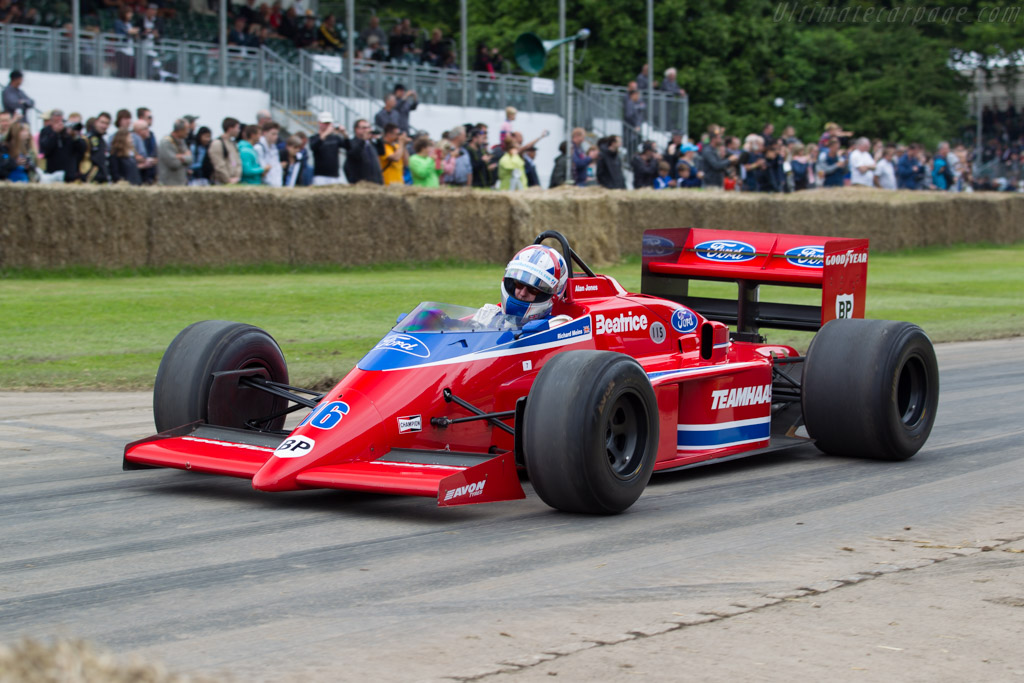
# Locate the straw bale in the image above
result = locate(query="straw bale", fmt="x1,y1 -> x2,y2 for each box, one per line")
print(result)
0,637 -> 222,682
1,185 -> 1021,270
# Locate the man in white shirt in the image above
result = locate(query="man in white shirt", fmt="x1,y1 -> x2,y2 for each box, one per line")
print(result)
848,136 -> 876,187
256,120 -> 283,187
874,144 -> 897,190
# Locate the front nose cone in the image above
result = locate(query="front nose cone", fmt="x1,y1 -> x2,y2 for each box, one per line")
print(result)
252,388 -> 385,491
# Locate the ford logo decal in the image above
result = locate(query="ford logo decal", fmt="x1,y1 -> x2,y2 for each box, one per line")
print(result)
695,240 -> 756,263
671,308 -> 698,333
642,235 -> 676,257
784,245 -> 824,268
374,334 -> 430,358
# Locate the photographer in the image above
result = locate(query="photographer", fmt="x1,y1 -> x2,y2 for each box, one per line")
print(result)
310,111 -> 346,185
376,123 -> 409,186
341,119 -> 383,185
84,112 -> 112,184
39,109 -> 86,182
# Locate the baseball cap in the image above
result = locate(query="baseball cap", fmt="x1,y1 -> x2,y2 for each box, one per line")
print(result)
183,114 -> 198,122
318,111 -> 333,123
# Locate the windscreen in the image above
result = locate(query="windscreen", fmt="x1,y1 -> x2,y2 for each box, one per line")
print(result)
393,302 -> 520,333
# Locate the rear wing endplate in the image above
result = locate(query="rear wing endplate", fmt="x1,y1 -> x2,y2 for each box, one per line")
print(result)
640,228 -> 869,337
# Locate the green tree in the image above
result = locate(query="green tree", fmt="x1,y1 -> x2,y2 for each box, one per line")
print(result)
359,0 -> 1016,144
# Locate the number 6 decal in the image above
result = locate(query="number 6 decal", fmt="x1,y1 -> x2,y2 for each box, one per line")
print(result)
299,400 -> 351,430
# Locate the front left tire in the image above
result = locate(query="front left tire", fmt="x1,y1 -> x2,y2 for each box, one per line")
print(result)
523,351 -> 659,514
153,320 -> 289,432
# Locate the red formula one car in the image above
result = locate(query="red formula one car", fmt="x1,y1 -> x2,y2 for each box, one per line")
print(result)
124,229 -> 940,514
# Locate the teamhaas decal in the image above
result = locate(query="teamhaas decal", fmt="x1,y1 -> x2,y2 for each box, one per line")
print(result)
825,249 -> 868,266
375,334 -> 431,358
443,479 -> 487,502
836,293 -> 855,319
784,245 -> 824,268
671,308 -> 698,333
595,311 -> 648,335
695,240 -> 757,263
711,384 -> 772,410
397,415 -> 422,433
275,435 -> 316,458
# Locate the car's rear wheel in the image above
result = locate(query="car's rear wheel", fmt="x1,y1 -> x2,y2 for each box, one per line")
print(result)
523,351 -> 659,514
153,320 -> 289,432
802,319 -> 939,461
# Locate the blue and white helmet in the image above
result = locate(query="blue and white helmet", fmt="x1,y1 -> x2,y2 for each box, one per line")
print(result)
500,245 -> 569,324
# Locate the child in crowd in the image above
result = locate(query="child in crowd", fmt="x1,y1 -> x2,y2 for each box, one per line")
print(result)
653,160 -> 675,189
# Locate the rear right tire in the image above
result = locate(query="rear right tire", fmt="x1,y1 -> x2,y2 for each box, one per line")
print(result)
802,319 -> 939,461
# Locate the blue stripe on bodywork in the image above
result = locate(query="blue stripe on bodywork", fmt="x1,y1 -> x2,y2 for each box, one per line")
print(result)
677,421 -> 770,447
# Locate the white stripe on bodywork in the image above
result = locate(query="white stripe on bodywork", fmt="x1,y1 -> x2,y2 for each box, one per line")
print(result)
646,361 -> 764,386
677,416 -> 771,431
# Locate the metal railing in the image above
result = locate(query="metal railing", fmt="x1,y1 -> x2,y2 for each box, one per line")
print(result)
0,23 -> 263,87
297,51 -> 563,115
260,46 -> 370,132
974,157 -> 1023,187
584,82 -> 688,138
0,23 -> 688,140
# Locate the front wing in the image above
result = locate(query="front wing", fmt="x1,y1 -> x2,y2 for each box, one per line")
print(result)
124,423 -> 525,507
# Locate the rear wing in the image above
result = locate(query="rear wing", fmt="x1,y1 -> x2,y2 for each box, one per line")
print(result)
640,228 -> 869,339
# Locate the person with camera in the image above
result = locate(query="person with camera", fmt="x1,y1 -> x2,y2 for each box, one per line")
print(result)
39,109 -> 86,183
377,123 -> 409,186
310,111 -> 346,185
341,118 -> 383,185
0,121 -> 38,182
84,112 -> 112,184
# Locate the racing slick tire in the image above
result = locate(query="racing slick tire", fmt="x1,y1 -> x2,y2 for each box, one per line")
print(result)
802,319 -> 939,461
523,351 -> 659,514
153,320 -> 289,432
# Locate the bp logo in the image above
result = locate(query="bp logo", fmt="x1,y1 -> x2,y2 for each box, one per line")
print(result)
671,308 -> 698,333
836,293 -> 855,319
695,240 -> 756,263
784,245 -> 824,268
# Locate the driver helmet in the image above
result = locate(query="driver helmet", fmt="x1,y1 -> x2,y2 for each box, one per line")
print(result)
500,245 -> 569,324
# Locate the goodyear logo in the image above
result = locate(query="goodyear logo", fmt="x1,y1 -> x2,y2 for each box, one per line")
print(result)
784,245 -> 824,268
695,240 -> 756,263
375,334 -> 430,358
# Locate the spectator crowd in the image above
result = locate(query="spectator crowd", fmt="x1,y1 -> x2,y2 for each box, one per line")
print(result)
2,65 -> 1019,192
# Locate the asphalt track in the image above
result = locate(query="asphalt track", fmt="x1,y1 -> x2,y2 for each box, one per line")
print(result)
1,337 -> 1022,681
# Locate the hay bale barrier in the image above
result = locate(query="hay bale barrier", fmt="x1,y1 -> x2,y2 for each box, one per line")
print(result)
1,184 -> 1022,271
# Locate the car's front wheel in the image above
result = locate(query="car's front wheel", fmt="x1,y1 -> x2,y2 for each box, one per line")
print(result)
523,351 -> 659,514
153,320 -> 289,432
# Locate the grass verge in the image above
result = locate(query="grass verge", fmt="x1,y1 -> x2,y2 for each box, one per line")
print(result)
1,243 -> 1021,391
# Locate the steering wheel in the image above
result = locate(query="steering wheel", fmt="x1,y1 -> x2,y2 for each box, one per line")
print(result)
532,230 -> 596,278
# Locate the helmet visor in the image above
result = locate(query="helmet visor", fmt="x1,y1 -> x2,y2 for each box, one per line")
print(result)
504,259 -> 559,296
